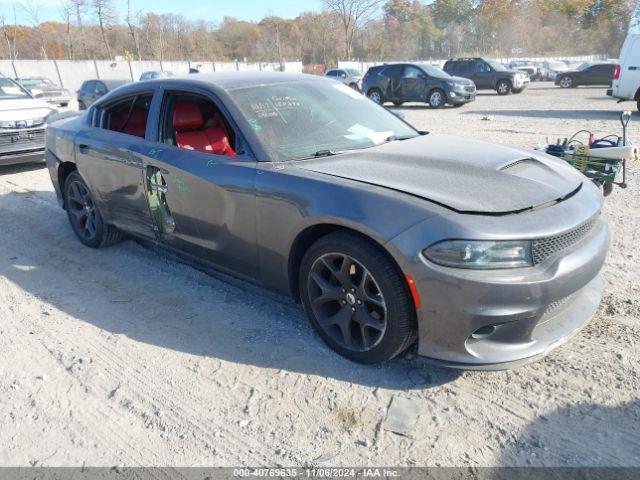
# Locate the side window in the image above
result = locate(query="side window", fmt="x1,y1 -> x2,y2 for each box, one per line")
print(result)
474,61 -> 488,73
161,92 -> 237,158
100,94 -> 153,138
382,65 -> 404,79
326,70 -> 337,77
337,70 -> 347,78
403,66 -> 423,78
457,62 -> 472,75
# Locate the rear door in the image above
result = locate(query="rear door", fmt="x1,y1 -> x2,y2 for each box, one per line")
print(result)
400,65 -> 427,102
381,65 -> 403,101
615,35 -> 640,98
75,91 -> 157,239
139,87 -> 259,279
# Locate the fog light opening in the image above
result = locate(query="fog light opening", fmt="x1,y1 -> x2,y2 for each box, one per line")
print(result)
471,325 -> 496,340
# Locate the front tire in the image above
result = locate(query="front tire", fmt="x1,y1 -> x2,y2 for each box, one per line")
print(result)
496,80 -> 512,95
64,171 -> 123,248
367,88 -> 383,104
299,232 -> 417,364
428,89 -> 446,108
78,100 -> 86,110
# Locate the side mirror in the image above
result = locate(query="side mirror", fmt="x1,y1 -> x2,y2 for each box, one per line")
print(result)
341,74 -> 347,79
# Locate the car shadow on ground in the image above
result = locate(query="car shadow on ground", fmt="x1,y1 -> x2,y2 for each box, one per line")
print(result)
0,190 -> 461,390
0,162 -> 46,175
499,399 -> 640,467
463,109 -> 634,121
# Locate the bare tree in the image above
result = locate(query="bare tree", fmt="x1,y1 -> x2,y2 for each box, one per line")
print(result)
60,1 -> 74,59
1,7 -> 19,74
125,0 -> 142,60
93,0 -> 115,59
21,2 -> 48,59
323,0 -> 384,59
70,0 -> 90,59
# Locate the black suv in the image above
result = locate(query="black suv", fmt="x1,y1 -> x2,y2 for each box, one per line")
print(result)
77,79 -> 129,110
443,58 -> 529,95
362,63 -> 476,108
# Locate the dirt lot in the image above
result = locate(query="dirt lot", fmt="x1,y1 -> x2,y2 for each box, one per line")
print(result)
0,83 -> 639,467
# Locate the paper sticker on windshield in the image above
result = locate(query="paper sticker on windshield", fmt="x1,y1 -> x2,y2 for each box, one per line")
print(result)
333,83 -> 364,100
2,87 -> 22,95
344,124 -> 393,145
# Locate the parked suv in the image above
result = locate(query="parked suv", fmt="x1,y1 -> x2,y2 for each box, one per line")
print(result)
77,79 -> 129,110
362,63 -> 476,108
325,68 -> 363,90
443,58 -> 529,95
608,33 -> 640,111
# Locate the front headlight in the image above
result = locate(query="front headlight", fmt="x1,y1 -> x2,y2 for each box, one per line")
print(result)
424,240 -> 533,269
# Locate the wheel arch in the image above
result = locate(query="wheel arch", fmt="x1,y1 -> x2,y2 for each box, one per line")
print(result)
633,87 -> 640,101
287,223 -> 408,304
57,161 -> 78,209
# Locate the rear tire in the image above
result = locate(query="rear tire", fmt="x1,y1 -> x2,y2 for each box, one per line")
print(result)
78,101 -> 86,110
496,80 -> 512,95
299,232 -> 417,364
63,171 -> 123,248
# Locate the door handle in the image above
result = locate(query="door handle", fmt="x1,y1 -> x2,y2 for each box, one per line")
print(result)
78,144 -> 90,154
149,182 -> 168,194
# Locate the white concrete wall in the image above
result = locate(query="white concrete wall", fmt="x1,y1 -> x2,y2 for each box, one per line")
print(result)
0,59 -> 304,93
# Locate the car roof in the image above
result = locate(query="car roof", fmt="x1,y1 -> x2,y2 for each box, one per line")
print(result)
130,71 -> 328,91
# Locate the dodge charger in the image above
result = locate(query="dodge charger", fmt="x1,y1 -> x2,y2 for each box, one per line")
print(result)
44,72 -> 609,369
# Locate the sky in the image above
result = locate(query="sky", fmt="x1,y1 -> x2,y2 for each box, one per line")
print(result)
0,0 -> 323,25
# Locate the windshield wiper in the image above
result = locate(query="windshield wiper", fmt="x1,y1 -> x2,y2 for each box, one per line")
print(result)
382,135 -> 416,144
295,149 -> 344,161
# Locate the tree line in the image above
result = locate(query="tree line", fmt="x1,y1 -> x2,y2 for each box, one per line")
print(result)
0,0 -> 636,67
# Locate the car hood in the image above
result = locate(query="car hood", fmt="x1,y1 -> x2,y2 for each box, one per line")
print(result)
449,76 -> 475,85
33,86 -> 70,95
295,134 -> 583,214
0,98 -> 55,121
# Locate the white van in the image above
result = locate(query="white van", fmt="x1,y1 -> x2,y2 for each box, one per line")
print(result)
608,33 -> 640,110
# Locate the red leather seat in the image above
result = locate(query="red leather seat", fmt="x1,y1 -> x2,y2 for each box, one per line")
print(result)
111,107 -> 148,138
173,101 -> 235,157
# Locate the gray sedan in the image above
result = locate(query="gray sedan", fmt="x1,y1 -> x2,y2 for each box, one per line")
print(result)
44,72 -> 609,369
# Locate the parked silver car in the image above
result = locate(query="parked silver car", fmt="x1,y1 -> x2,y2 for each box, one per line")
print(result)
16,76 -> 71,107
0,76 -> 56,166
325,68 -> 363,90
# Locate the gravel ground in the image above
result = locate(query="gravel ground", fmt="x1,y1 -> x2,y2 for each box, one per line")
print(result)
0,82 -> 638,467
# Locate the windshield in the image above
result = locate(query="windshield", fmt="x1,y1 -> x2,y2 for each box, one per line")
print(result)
577,63 -> 592,71
0,78 -> 31,99
417,63 -> 452,79
21,78 -> 55,87
229,81 -> 419,161
486,60 -> 508,72
344,69 -> 361,76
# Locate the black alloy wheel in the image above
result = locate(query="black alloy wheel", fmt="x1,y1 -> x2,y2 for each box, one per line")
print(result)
300,232 -> 417,364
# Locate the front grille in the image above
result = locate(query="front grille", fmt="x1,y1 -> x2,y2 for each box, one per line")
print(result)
464,86 -> 475,93
532,217 -> 598,265
0,128 -> 45,156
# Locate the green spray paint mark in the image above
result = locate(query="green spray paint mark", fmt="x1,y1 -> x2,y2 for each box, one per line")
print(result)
248,118 -> 262,132
147,148 -> 163,158
175,176 -> 188,192
206,159 -> 216,167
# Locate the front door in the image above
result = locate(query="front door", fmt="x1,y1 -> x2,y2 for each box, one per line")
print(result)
141,90 -> 260,280
400,65 -> 427,102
